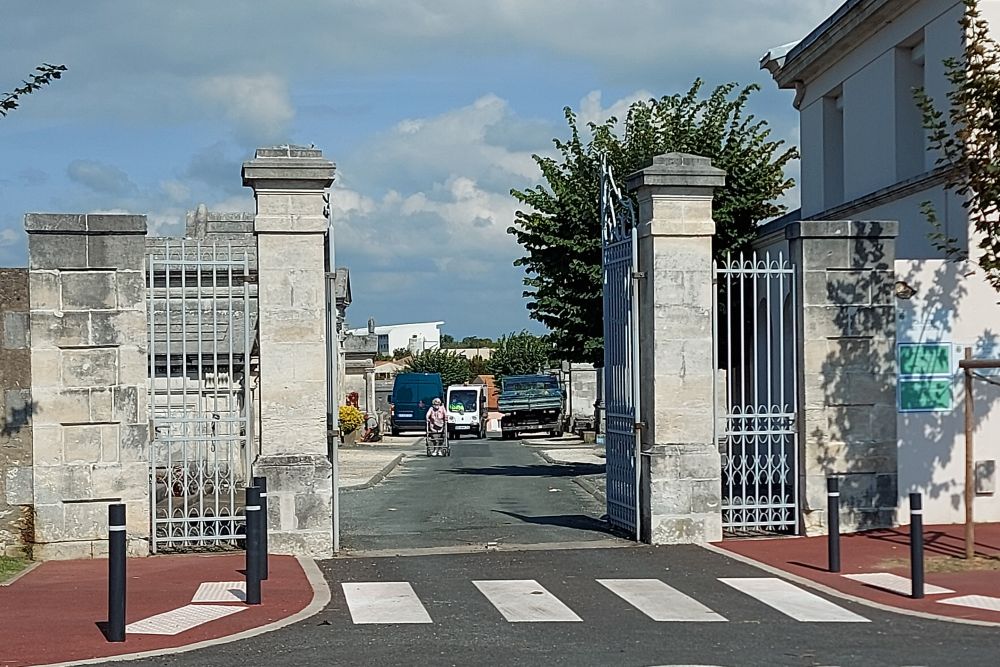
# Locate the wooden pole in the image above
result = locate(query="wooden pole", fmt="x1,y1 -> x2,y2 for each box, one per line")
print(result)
964,346 -> 975,560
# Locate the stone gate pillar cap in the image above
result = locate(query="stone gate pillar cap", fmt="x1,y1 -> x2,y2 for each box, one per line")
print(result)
626,152 -> 726,192
241,144 -> 335,187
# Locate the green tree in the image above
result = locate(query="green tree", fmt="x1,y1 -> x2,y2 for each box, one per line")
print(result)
509,79 -> 797,364
405,349 -> 471,387
440,333 -> 456,348
2,64 -> 67,118
915,0 -> 1000,289
467,354 -> 489,378
487,331 -> 551,379
391,347 -> 410,360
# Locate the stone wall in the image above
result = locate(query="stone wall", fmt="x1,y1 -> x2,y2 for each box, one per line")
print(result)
26,213 -> 150,559
0,269 -> 33,556
788,220 -> 899,533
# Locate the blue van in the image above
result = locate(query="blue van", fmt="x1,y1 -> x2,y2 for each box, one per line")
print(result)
389,372 -> 445,435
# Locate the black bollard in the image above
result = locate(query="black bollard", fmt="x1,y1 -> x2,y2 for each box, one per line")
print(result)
910,492 -> 924,599
253,475 -> 269,581
245,486 -> 262,605
108,503 -> 127,642
827,477 -> 841,573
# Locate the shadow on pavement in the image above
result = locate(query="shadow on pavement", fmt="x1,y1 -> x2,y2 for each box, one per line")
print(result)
448,463 -> 605,478
492,510 -> 613,534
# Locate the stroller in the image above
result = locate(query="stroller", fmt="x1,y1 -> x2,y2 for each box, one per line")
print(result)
425,414 -> 450,457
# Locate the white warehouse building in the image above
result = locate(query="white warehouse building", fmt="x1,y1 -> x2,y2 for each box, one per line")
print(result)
347,321 -> 444,357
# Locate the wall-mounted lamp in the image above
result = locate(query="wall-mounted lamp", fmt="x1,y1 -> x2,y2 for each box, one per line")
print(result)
894,280 -> 917,300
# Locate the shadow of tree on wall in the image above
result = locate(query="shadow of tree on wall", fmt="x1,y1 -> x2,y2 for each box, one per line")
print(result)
1,392 -> 37,437
814,226 -> 1000,529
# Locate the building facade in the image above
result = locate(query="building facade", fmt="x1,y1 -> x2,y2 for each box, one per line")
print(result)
763,0 -> 1000,524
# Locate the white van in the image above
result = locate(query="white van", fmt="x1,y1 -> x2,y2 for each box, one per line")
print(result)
445,384 -> 488,439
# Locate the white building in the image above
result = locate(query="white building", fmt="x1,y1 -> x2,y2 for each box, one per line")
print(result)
762,0 -> 1000,524
347,321 -> 443,357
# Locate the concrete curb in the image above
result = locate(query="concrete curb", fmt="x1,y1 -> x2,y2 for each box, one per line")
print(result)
700,542 -> 1000,628
340,453 -> 406,491
0,560 -> 41,587
534,448 -> 607,507
34,556 -> 333,667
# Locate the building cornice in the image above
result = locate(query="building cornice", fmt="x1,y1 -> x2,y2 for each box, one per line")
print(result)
761,0 -> 918,105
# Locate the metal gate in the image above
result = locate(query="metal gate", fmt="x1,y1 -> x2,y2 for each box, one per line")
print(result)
601,155 -> 641,538
147,240 -> 257,552
715,251 -> 799,534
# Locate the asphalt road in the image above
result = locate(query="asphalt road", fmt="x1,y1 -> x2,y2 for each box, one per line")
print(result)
338,436 -> 620,553
124,545 -> 999,667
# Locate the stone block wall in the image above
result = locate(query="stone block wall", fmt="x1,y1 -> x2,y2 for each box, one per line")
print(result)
0,269 -> 33,556
25,214 -> 151,559
787,220 -> 899,533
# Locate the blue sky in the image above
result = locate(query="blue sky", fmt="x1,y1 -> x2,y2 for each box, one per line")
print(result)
1,1 -> 842,338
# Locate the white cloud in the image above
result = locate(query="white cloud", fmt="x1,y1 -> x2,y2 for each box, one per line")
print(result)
67,160 -> 138,196
196,74 -> 294,144
0,228 -> 20,247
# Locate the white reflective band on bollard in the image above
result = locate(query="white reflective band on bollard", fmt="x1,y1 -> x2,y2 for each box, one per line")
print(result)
109,526 -> 127,532
245,505 -> 261,511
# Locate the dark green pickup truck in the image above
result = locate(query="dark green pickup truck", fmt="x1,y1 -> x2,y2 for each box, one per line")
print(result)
497,374 -> 564,439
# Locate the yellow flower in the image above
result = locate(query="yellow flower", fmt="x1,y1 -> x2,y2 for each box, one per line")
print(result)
339,405 -> 364,434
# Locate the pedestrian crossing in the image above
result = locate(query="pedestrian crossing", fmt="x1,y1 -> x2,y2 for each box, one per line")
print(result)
336,576 -> 871,625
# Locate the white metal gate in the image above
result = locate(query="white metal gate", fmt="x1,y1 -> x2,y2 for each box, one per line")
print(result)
715,251 -> 799,534
601,156 -> 641,538
147,240 -> 257,552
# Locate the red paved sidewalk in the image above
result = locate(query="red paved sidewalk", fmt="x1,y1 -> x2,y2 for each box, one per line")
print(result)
717,522 -> 1000,624
0,553 -> 317,667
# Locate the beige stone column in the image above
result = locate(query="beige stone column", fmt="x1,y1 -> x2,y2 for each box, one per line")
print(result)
242,146 -> 335,557
787,220 -> 899,534
25,213 -> 150,559
626,153 -> 725,544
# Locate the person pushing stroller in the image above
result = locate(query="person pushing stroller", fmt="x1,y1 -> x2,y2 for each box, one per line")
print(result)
425,397 -> 449,456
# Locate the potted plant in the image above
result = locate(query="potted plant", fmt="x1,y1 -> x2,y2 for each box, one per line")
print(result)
339,404 -> 365,446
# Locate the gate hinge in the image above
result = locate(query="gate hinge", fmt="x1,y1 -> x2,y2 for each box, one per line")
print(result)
633,421 -> 646,431
631,271 -> 646,280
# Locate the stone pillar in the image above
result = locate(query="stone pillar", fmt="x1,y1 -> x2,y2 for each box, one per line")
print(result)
626,153 -> 725,544
787,220 -> 899,533
242,146 -> 335,558
25,213 -> 150,559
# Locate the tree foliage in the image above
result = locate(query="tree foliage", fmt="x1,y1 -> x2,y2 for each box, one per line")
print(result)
1,64 -> 67,118
915,0 -> 1000,290
486,331 -> 551,379
440,334 -> 496,349
509,79 -> 798,364
404,349 -> 471,387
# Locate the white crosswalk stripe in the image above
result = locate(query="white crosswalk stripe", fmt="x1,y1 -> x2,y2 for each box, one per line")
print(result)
473,579 -> 582,622
335,577 -> 869,625
341,582 -> 433,624
598,578 -> 726,622
720,577 -> 870,622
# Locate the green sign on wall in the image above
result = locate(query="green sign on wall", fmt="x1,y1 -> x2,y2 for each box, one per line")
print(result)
899,379 -> 953,412
897,343 -> 954,412
898,343 -> 951,376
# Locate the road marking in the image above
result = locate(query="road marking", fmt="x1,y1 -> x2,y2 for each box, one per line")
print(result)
843,572 -> 954,596
126,604 -> 247,635
191,581 -> 247,603
597,579 -> 726,622
341,582 -> 433,624
720,577 -> 869,622
939,595 -> 1000,612
473,579 -> 582,622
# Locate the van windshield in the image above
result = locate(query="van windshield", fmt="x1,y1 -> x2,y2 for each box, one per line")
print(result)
448,390 -> 478,412
394,384 -> 441,407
